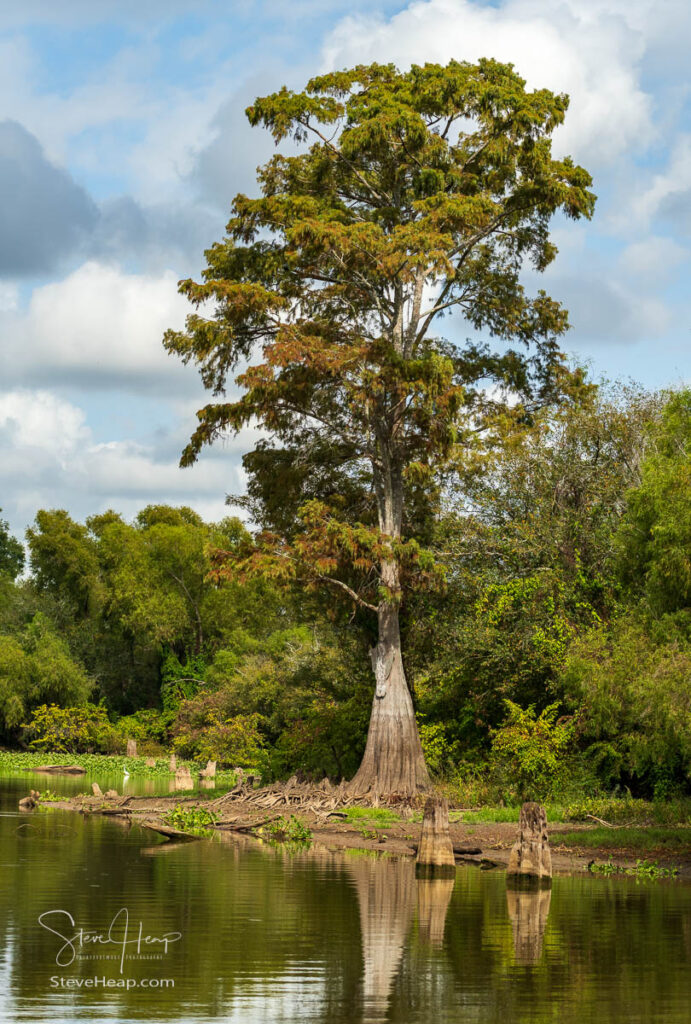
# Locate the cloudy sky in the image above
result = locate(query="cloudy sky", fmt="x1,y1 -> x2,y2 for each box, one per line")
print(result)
1,0 -> 690,541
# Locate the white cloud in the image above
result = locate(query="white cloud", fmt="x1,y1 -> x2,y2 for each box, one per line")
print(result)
0,282 -> 18,312
626,134 -> 691,230
322,0 -> 653,165
0,388 -> 250,535
3,262 -> 199,393
0,389 -> 89,459
619,236 -> 688,281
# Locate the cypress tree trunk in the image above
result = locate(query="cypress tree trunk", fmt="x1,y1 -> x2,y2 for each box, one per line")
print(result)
349,400 -> 431,798
349,598 -> 430,797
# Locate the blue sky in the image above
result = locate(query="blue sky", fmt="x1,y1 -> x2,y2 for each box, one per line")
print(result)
1,0 -> 690,539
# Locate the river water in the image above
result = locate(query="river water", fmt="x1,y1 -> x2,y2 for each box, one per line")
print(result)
0,773 -> 689,1023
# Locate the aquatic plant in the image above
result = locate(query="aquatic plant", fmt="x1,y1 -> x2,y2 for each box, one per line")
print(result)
161,805 -> 219,837
260,815 -> 311,844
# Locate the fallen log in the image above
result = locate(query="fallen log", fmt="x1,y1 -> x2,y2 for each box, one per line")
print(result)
138,821 -> 202,842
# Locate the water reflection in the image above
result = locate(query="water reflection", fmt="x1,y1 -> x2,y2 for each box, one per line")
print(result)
506,887 -> 552,964
416,878 -> 454,948
345,856 -> 416,1021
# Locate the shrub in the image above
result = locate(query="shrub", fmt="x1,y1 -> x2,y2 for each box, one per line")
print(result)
22,703 -> 121,754
172,693 -> 268,771
490,700 -> 573,801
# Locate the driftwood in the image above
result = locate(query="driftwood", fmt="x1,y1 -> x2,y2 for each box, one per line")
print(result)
507,802 -> 552,888
33,765 -> 86,775
415,797 -> 456,878
138,821 -> 202,842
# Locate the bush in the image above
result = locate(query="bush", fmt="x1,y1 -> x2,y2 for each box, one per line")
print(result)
562,618 -> 691,795
172,692 -> 268,770
22,703 -> 121,754
490,700 -> 573,801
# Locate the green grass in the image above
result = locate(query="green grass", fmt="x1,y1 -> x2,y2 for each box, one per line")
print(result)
554,826 -> 691,853
452,798 -> 691,827
343,807 -> 401,825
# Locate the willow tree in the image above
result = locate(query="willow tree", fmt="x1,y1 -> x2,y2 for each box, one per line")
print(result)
164,59 -> 595,797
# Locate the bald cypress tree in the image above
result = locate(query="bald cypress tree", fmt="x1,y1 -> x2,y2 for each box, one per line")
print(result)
164,59 -> 595,796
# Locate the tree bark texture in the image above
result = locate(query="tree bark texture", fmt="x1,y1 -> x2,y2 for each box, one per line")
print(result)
415,796 -> 456,877
349,601 -> 430,797
507,802 -> 552,888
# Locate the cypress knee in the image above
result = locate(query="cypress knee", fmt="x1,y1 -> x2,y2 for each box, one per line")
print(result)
415,796 -> 456,878
507,802 -> 552,888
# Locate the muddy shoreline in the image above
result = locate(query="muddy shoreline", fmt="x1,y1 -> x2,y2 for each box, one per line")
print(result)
36,789 -> 691,879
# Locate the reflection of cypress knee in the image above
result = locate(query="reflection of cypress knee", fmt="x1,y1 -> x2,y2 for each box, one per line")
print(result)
507,802 -> 552,888
416,877 -> 454,946
415,796 -> 456,878
507,888 -> 552,963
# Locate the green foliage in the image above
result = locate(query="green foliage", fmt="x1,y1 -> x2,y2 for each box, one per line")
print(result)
259,815 -> 311,843
37,789 -> 60,801
172,699 -> 268,771
0,614 -> 91,738
22,703 -> 120,754
617,389 -> 691,616
0,511 -> 24,580
587,856 -> 679,879
490,700 -> 573,801
161,804 -> 219,837
562,618 -> 691,794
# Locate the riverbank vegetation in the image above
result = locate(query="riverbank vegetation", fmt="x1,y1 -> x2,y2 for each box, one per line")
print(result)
0,383 -> 689,807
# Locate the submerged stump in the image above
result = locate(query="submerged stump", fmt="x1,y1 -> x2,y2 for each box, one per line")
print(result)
507,802 -> 552,888
415,796 -> 456,878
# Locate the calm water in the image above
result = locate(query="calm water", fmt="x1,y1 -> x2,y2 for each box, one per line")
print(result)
0,775 -> 690,1024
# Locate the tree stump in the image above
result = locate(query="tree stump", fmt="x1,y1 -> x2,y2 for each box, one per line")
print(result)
175,767 -> 193,791
19,790 -> 40,811
415,796 -> 456,878
169,754 -> 177,772
200,760 -> 216,778
126,739 -> 137,757
92,782 -> 103,797
145,757 -> 156,768
507,802 -> 552,888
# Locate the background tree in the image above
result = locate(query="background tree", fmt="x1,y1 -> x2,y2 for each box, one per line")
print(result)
0,511 -> 24,581
164,59 -> 595,796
